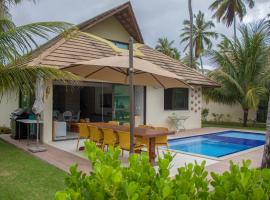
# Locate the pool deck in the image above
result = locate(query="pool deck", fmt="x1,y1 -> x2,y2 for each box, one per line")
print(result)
0,127 -> 265,177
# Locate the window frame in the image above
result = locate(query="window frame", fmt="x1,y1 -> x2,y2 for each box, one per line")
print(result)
164,88 -> 189,111
110,40 -> 129,50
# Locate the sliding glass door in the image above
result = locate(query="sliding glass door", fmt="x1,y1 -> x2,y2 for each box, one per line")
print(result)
112,85 -> 144,125
113,85 -> 130,123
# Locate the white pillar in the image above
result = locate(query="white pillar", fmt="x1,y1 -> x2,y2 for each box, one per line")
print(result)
42,81 -> 53,143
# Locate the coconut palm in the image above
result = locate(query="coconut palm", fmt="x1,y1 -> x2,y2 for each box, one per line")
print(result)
180,11 -> 218,73
181,53 -> 200,69
204,21 -> 270,127
0,0 -> 78,96
188,0 -> 193,69
262,97 -> 270,168
261,20 -> 270,168
155,38 -> 181,60
209,0 -> 255,42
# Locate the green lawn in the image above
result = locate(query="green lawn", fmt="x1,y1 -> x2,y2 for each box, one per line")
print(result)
0,139 -> 67,200
202,121 -> 266,131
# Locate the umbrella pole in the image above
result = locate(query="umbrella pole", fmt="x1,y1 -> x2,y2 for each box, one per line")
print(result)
36,114 -> 39,146
129,37 -> 135,154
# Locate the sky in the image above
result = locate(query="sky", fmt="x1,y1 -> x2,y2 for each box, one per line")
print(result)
10,0 -> 270,69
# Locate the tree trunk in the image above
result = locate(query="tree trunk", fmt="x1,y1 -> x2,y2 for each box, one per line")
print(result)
188,0 -> 193,68
243,109 -> 248,127
233,14 -> 237,43
262,96 -> 270,168
199,56 -> 204,74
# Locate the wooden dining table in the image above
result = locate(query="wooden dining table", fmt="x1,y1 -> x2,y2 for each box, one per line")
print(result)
86,122 -> 175,165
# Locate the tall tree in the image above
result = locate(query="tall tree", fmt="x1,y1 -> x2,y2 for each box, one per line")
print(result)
204,21 -> 270,127
0,0 -> 77,96
261,18 -> 270,169
188,0 -> 193,68
180,11 -> 218,73
182,53 -> 200,70
262,97 -> 270,168
155,38 -> 181,60
209,0 -> 255,42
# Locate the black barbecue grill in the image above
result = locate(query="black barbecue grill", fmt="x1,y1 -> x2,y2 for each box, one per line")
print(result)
10,108 -> 29,139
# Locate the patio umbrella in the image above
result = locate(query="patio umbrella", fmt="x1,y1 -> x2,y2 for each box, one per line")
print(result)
62,38 -> 190,153
29,75 -> 46,152
62,56 -> 190,89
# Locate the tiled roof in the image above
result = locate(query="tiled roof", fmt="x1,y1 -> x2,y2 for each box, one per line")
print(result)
28,2 -> 219,87
29,32 -> 218,87
138,45 -> 219,87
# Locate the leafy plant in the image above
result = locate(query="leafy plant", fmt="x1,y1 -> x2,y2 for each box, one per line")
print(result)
201,108 -> 209,121
55,142 -> 270,200
211,113 -> 224,122
211,160 -> 270,199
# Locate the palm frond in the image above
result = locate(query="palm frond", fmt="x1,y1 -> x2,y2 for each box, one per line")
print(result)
180,10 -> 218,59
205,21 -> 269,112
0,63 -> 79,97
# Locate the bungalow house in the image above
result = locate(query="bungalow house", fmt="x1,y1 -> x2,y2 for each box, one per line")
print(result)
0,2 -> 218,143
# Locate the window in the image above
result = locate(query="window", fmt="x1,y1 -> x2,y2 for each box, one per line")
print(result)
164,88 -> 189,110
111,40 -> 129,50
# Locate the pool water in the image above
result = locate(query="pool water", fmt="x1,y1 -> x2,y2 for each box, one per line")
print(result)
168,131 -> 265,158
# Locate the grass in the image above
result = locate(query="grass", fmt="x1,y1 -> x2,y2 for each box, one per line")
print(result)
0,139 -> 67,200
202,121 -> 266,131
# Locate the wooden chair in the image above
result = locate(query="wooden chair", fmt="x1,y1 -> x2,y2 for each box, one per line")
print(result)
117,131 -> 143,156
108,121 -> 120,126
88,125 -> 103,146
76,123 -> 90,151
123,123 -> 130,127
154,127 -> 169,156
138,125 -> 154,151
101,128 -> 118,151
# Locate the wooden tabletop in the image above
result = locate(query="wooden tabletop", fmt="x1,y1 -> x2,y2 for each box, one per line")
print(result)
86,122 -> 175,138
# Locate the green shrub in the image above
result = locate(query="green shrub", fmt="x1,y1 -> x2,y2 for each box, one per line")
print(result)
211,160 -> 270,199
201,108 -> 209,122
55,142 -> 270,200
0,126 -> 11,134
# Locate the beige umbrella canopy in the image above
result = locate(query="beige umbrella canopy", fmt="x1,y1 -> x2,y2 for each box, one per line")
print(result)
62,56 -> 190,88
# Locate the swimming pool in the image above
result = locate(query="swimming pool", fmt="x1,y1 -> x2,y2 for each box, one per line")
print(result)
168,131 -> 265,158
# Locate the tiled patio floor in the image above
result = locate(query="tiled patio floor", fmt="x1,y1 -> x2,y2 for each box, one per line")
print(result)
0,127 -> 265,177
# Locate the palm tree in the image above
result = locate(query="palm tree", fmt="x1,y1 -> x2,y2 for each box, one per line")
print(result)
204,21 -> 270,127
188,0 -> 193,69
209,0 -> 255,42
180,11 -> 218,73
0,0 -> 77,96
181,53 -> 200,70
262,97 -> 270,168
155,38 -> 181,60
261,19 -> 270,169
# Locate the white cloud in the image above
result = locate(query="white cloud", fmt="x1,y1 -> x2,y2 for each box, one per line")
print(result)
243,2 -> 270,23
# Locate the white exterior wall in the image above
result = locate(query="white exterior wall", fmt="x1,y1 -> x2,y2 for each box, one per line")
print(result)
0,92 -> 19,127
202,100 -> 257,122
42,81 -> 53,143
146,86 -> 202,130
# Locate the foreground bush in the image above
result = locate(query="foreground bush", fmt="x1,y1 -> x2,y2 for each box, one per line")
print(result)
55,141 -> 270,200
